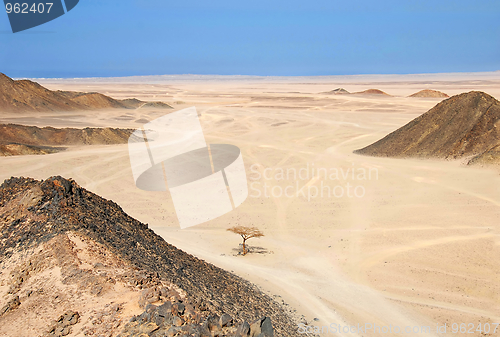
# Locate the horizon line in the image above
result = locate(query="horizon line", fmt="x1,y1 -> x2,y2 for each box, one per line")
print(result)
20,70 -> 500,81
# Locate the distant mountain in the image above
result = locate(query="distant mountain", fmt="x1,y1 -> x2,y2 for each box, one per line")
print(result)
354,91 -> 500,163
409,89 -> 449,98
0,73 -> 172,112
353,89 -> 390,96
323,88 -> 350,94
0,73 -> 83,112
140,101 -> 175,109
119,98 -> 146,108
0,176 -> 297,336
61,91 -> 130,109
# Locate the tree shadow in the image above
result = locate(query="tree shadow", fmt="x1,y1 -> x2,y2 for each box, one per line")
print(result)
232,244 -> 273,256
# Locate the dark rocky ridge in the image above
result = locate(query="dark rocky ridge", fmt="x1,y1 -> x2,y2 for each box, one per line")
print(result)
0,142 -> 66,156
0,123 -> 135,156
354,91 -> 500,164
0,176 -> 299,336
0,123 -> 134,146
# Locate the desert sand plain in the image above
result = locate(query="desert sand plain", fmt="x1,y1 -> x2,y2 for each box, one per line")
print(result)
1,72 -> 500,336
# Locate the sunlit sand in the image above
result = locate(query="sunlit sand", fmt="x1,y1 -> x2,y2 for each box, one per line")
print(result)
1,72 -> 499,336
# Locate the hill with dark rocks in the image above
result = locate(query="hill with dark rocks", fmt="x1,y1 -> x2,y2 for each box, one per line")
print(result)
0,176 -> 300,337
354,91 -> 500,166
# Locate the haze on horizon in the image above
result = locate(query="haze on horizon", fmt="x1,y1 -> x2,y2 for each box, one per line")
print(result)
1,0 -> 499,78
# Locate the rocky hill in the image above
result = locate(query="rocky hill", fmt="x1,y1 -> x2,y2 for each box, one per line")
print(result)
322,88 -> 350,95
0,124 -> 135,156
353,89 -> 390,96
0,176 -> 299,337
0,73 -> 83,112
0,73 -> 172,112
354,91 -> 500,164
408,89 -> 449,98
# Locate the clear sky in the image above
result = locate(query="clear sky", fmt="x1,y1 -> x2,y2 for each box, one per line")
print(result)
1,0 -> 499,78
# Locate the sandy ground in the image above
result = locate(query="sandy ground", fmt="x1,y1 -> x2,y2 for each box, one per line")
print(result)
1,72 -> 500,336
0,233 -> 145,337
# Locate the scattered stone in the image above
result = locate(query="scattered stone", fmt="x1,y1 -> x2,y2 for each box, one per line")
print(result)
261,317 -> 274,337
118,299 -> 269,337
94,262 -> 105,268
250,319 -> 262,337
0,295 -> 20,316
220,313 -> 233,327
45,311 -> 79,337
237,321 -> 251,336
172,302 -> 185,315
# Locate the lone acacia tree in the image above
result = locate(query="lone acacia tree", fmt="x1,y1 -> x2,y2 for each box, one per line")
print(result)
227,226 -> 264,255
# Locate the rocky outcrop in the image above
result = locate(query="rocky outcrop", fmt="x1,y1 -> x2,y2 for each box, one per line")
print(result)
0,176 -> 298,336
119,298 -> 274,337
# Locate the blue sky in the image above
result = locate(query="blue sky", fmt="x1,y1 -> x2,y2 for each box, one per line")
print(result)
1,0 -> 499,78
